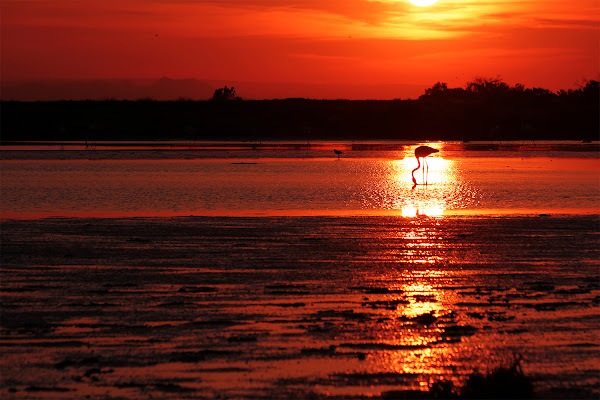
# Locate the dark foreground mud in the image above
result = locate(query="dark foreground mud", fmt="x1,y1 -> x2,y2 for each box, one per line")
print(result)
1,216 -> 599,399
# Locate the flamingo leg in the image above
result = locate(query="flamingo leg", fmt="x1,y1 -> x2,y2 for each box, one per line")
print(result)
425,158 -> 429,185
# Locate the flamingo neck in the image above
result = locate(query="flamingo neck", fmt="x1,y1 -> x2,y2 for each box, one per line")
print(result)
411,157 -> 421,184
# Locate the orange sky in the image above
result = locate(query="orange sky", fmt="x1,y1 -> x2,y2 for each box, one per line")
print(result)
1,0 -> 598,99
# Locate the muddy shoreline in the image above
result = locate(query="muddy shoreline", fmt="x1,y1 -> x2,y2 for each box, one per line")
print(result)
1,216 -> 599,399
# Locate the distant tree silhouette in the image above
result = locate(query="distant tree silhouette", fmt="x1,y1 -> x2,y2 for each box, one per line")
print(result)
557,79 -> 599,98
581,79 -> 599,97
513,83 -> 525,93
1,77 -> 598,141
467,76 -> 509,95
211,86 -> 241,101
424,82 -> 448,96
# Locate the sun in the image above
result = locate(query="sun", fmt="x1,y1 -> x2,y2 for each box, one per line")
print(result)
407,0 -> 439,6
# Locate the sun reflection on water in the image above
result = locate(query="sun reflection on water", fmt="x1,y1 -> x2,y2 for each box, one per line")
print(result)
399,155 -> 451,186
401,206 -> 445,217
389,151 -> 458,217
364,269 -> 463,384
400,282 -> 444,319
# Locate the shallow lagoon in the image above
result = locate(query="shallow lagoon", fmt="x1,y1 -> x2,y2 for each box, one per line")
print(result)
1,141 -> 598,218
1,142 -> 599,399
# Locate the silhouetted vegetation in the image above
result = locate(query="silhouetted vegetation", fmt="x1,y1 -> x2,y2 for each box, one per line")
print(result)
211,86 -> 242,102
383,357 -> 534,399
1,78 -> 597,141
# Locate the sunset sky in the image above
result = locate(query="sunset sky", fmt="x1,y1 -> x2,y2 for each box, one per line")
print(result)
2,0 -> 599,99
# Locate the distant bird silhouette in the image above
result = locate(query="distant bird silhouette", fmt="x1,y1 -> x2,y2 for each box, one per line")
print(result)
334,149 -> 343,159
412,145 -> 439,185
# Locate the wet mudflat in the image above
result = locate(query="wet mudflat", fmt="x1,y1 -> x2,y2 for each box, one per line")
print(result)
1,216 -> 598,399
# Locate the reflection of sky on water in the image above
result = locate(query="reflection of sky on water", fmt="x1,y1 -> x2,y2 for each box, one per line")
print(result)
2,204 -> 598,397
1,151 -> 598,218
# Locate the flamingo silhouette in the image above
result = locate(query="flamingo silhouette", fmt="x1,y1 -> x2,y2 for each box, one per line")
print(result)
333,149 -> 343,159
411,145 -> 439,185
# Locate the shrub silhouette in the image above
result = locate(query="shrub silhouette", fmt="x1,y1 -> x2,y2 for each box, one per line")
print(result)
382,357 -> 534,399
211,86 -> 241,101
460,358 -> 534,399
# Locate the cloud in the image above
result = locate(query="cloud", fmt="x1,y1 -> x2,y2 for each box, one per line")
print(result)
533,18 -> 600,29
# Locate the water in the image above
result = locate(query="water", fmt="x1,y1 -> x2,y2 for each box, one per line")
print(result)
1,142 -> 598,218
1,142 -> 599,399
1,216 -> 599,398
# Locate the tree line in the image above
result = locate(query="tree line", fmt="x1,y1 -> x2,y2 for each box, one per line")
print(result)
1,78 -> 598,142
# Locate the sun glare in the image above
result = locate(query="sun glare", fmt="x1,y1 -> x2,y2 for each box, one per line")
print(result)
388,151 -> 453,217
407,0 -> 439,6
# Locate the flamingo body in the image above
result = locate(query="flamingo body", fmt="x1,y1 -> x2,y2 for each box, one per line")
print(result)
412,145 -> 439,185
333,149 -> 343,158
